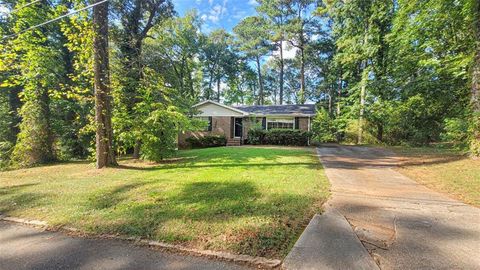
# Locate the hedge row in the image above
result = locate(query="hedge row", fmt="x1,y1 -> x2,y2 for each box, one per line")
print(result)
247,129 -> 312,146
185,135 -> 227,148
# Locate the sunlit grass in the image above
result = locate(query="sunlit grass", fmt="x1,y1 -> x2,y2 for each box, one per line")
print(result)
391,146 -> 480,207
0,146 -> 330,258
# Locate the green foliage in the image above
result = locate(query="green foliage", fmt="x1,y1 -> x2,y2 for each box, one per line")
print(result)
11,95 -> 54,167
311,108 -> 337,143
469,112 -> 480,156
441,118 -> 469,149
0,90 -> 14,168
7,1 -> 65,167
248,129 -> 312,146
247,128 -> 267,145
1,0 -> 479,166
141,106 -> 193,161
118,68 -> 200,162
265,129 -> 312,146
343,119 -> 378,145
144,11 -> 202,99
185,135 -> 227,148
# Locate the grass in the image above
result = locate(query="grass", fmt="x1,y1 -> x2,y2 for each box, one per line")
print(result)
0,146 -> 330,259
390,146 -> 480,207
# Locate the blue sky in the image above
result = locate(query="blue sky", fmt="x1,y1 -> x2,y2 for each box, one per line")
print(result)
172,0 -> 259,32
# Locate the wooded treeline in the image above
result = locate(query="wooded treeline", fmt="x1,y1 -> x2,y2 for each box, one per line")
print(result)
0,0 -> 478,169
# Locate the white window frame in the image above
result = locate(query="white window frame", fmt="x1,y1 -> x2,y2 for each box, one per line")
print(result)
266,117 -> 295,130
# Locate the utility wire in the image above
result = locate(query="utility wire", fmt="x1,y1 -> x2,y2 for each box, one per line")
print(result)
2,0 -> 109,41
12,0 -> 42,13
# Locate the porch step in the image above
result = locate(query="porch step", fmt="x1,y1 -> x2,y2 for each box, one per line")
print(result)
226,138 -> 241,146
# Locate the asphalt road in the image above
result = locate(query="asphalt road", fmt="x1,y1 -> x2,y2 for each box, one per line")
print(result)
317,144 -> 480,270
0,221 -> 251,270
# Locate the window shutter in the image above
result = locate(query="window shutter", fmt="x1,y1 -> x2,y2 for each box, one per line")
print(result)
262,117 -> 266,130
230,117 -> 234,138
208,116 -> 212,131
295,117 -> 300,129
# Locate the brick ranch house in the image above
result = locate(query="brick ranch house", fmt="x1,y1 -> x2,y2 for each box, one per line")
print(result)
178,100 -> 316,147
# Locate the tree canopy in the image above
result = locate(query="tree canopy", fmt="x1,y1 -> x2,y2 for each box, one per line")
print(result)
0,0 -> 478,169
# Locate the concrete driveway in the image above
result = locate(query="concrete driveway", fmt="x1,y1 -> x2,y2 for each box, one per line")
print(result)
0,221 -> 250,270
317,144 -> 480,270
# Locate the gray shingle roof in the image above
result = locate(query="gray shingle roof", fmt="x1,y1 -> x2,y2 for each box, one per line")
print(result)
233,104 -> 316,116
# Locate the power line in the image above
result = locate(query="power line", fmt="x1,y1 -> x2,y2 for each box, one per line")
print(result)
2,0 -> 109,41
12,0 -> 42,13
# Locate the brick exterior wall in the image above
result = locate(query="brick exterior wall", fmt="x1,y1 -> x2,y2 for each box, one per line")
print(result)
178,116 -> 232,148
178,116 -> 311,148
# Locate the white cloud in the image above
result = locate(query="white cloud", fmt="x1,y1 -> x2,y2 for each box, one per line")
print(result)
247,0 -> 258,6
208,0 -> 214,5
207,4 -> 222,23
267,41 -> 298,62
206,0 -> 228,23
232,10 -> 247,19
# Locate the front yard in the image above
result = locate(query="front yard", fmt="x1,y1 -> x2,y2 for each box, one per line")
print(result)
0,146 -> 330,259
392,147 -> 480,207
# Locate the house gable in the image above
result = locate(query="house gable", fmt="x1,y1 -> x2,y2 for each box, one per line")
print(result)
193,100 -> 247,117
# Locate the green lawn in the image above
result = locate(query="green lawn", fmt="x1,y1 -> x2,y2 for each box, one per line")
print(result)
391,146 -> 480,207
0,146 -> 330,258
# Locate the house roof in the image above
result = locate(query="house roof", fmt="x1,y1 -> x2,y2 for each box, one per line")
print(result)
233,104 -> 316,116
193,100 -> 249,115
192,100 -> 316,117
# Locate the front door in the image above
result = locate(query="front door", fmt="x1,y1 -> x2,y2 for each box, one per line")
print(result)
234,118 -> 243,138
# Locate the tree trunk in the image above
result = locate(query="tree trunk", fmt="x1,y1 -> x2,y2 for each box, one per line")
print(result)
471,0 -> 480,156
207,72 -> 213,100
132,140 -> 141,159
279,40 -> 284,105
93,0 -> 116,168
299,46 -> 306,104
255,55 -> 264,105
328,90 -> 332,114
358,64 -> 367,144
377,123 -> 384,142
216,77 -> 221,102
337,69 -> 342,116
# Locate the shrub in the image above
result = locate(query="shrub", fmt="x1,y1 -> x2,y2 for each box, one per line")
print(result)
441,117 -> 469,150
311,108 -> 337,143
248,129 -> 312,146
141,106 -> 194,161
247,128 -> 267,145
186,135 -> 227,148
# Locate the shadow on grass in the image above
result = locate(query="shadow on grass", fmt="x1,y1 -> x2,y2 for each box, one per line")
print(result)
117,162 -> 319,171
80,180 -> 319,258
0,192 -> 46,213
87,183 -> 147,210
0,183 -> 45,214
0,147 -> 323,258
0,183 -> 39,196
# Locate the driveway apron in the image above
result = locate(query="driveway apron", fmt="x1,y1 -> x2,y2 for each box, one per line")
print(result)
317,145 -> 480,270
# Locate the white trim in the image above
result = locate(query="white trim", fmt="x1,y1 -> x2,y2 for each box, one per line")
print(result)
266,117 -> 295,130
193,100 -> 249,116
308,116 -> 311,132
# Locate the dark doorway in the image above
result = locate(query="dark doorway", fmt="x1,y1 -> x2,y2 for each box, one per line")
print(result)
234,118 -> 243,138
